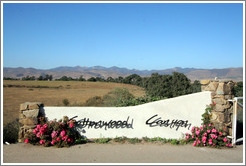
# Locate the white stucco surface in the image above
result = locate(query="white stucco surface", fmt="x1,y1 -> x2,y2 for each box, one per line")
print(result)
43,91 -> 211,139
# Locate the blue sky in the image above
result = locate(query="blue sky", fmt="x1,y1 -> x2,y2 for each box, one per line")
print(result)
3,2 -> 244,70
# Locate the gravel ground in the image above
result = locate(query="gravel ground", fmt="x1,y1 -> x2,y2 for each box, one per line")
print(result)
2,142 -> 244,164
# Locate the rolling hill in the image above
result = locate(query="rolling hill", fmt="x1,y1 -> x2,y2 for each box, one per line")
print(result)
3,66 -> 243,82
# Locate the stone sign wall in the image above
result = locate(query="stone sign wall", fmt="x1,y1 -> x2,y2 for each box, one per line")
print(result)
18,79 -> 236,142
30,91 -> 211,139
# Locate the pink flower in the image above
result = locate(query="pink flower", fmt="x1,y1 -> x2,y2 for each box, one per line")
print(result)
213,102 -> 216,105
69,123 -> 74,128
192,126 -> 195,130
185,136 -> 189,139
223,137 -> 227,142
25,139 -> 29,143
212,128 -> 217,133
219,132 -> 222,136
51,131 -> 57,138
40,127 -> 46,133
51,140 -> 56,145
33,129 -> 38,133
197,140 -> 201,144
193,142 -> 196,146
192,136 -> 194,138
209,141 -> 212,145
39,140 -> 45,145
36,132 -> 41,138
208,124 -> 212,127
57,137 -> 60,141
203,133 -> 207,136
203,125 -> 206,127
202,136 -> 207,141
223,128 -> 226,131
63,135 -> 68,141
196,137 -> 198,140
37,124 -> 41,129
60,130 -> 66,137
203,144 -> 206,146
210,134 -> 217,139
43,124 -> 48,128
185,133 -> 190,136
68,138 -> 71,142
195,130 -> 200,135
199,126 -> 203,130
213,143 -> 215,145
207,130 -> 211,133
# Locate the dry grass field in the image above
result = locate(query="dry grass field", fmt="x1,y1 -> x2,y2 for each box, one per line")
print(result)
3,80 -> 146,126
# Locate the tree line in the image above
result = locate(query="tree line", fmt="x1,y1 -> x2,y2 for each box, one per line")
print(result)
4,72 -> 243,99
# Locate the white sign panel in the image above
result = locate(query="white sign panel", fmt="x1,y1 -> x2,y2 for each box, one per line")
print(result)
43,91 -> 211,139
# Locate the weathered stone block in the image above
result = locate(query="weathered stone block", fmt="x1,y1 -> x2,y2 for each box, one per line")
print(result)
212,98 -> 227,105
214,104 -> 226,112
224,95 -> 233,100
210,112 -> 218,121
29,102 -> 43,110
20,102 -> 43,111
218,113 -> 225,123
23,109 -> 39,118
216,82 -> 225,95
18,127 -> 25,142
225,122 -> 232,128
228,128 -> 232,136
20,103 -> 28,111
19,111 -> 26,119
213,122 -> 224,130
23,125 -> 36,129
224,82 -> 234,95
200,80 -> 210,85
19,118 -> 38,126
204,82 -> 219,92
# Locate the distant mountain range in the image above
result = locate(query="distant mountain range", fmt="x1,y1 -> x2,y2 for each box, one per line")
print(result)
3,66 -> 243,82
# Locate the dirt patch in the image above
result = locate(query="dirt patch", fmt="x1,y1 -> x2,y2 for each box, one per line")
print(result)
3,81 -> 145,125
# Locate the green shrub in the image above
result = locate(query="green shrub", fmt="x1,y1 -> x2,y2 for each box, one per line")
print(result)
83,96 -> 104,106
62,98 -> 70,106
171,139 -> 179,145
113,136 -> 127,143
94,138 -> 111,144
3,119 -> 19,143
103,88 -> 134,107
127,137 -> 141,144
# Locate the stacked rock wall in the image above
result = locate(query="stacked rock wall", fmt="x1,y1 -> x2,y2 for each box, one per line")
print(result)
201,80 -> 235,135
18,102 -> 44,142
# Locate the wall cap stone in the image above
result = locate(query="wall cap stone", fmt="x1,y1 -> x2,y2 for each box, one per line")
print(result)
20,102 -> 44,111
200,80 -> 210,85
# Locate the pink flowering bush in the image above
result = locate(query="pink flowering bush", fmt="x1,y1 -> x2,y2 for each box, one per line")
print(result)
185,103 -> 232,148
24,117 -> 81,148
185,124 -> 232,148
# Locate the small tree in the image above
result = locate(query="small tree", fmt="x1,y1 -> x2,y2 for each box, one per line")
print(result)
87,77 -> 97,82
62,98 -> 70,106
